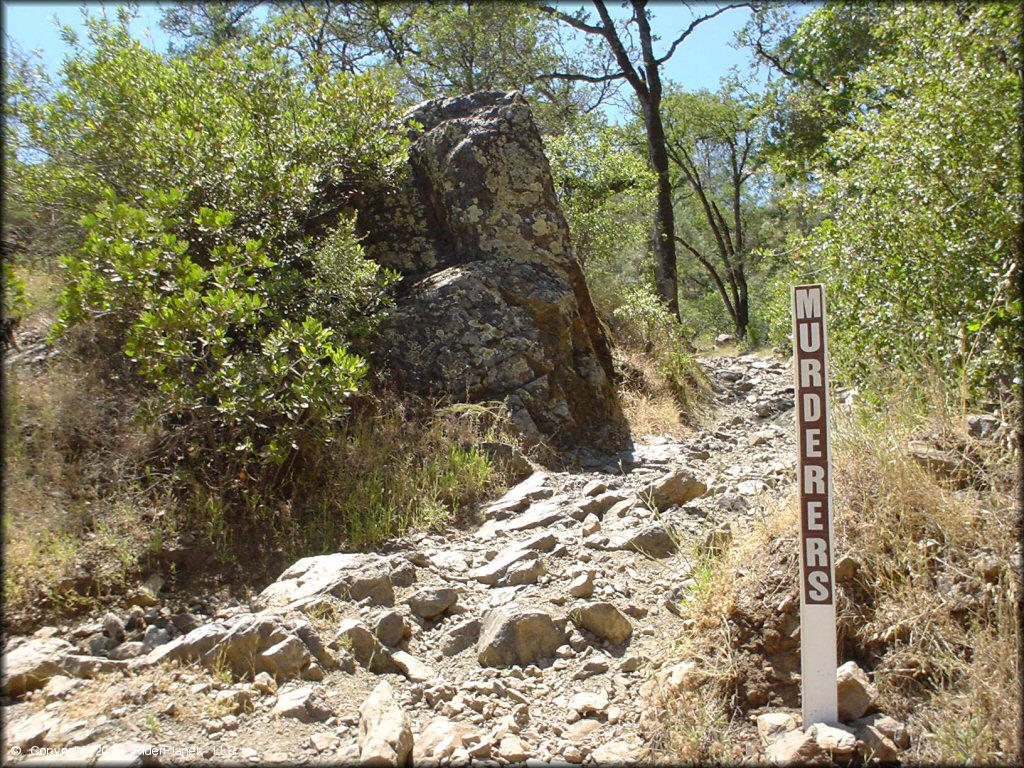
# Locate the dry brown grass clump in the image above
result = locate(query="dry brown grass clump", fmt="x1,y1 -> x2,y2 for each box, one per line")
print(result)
614,346 -> 710,437
829,405 -> 1019,763
221,395 -> 526,565
3,350 -> 161,632
654,398 -> 1020,764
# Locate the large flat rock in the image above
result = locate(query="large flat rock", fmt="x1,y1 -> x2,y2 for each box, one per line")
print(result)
255,552 -> 394,610
2,637 -> 72,696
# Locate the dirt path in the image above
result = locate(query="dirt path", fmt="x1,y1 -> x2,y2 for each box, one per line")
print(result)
2,353 -> 800,766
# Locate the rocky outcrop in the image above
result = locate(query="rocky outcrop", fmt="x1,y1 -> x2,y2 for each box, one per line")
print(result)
254,552 -> 395,611
356,91 -> 625,448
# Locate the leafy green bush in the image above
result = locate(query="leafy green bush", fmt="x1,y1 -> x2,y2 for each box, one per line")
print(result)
797,4 -> 1021,402
2,262 -> 28,323
59,190 -> 390,486
613,284 -> 690,349
5,12 -> 407,489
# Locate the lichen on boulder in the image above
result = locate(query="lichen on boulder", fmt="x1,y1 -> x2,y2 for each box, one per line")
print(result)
356,91 -> 625,449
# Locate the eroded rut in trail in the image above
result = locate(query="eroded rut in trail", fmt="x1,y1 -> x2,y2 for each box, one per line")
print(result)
2,353 -> 800,765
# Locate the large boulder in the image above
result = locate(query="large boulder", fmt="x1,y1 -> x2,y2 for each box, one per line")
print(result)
356,91 -> 625,449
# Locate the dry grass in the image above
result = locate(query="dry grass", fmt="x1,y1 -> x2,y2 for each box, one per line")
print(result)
268,395 -> 523,557
3,348 -> 163,631
3,343 -> 524,631
830,404 -> 1019,763
657,683 -> 746,764
655,394 -> 1020,764
614,346 -> 710,437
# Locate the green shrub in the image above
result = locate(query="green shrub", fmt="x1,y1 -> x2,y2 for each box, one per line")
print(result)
57,190 -> 395,489
799,5 -> 1021,403
2,261 -> 28,322
613,284 -> 691,350
7,13 -> 407,489
9,13 -> 406,242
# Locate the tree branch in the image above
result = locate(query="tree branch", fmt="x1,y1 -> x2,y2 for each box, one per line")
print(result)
538,5 -> 606,36
537,70 -> 627,84
632,0 -> 660,98
752,37 -> 826,90
656,3 -> 748,65
710,199 -> 735,259
592,0 -> 646,95
675,234 -> 736,318
671,142 -> 733,273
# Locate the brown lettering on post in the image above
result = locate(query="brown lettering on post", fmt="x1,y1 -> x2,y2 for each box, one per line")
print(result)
793,285 -> 834,605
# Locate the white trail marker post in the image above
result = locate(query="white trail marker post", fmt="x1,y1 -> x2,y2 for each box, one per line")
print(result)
792,284 -> 838,725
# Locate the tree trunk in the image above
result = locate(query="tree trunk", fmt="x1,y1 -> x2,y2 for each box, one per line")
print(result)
642,97 -> 679,318
734,269 -> 749,339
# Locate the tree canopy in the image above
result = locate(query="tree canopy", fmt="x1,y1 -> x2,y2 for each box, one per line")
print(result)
788,3 -> 1020,400
5,9 -> 406,487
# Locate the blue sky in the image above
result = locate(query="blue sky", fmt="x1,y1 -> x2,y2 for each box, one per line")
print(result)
3,1 -> 170,70
2,1 -> 808,115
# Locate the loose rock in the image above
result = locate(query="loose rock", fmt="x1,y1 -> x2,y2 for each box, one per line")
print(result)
407,588 -> 459,620
338,619 -> 397,674
272,687 -> 332,723
470,546 -> 546,587
441,618 -> 481,657
568,571 -> 595,598
257,634 -> 310,679
756,712 -> 799,745
809,722 -> 857,756
373,611 -> 409,648
609,524 -> 678,558
391,650 -> 435,683
640,469 -> 707,511
477,604 -> 566,667
570,602 -> 633,645
358,680 -> 413,767
766,729 -> 824,765
856,724 -> 900,762
591,734 -> 646,764
837,661 -> 878,722
569,690 -> 609,717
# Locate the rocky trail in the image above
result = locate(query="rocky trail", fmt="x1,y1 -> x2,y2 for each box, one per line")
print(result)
2,352 -> 805,766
